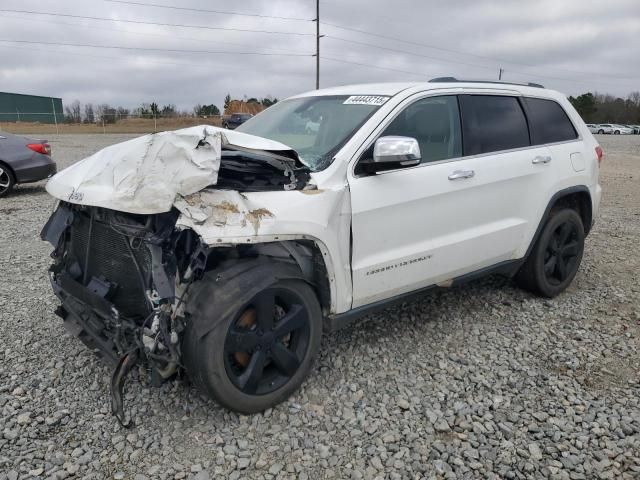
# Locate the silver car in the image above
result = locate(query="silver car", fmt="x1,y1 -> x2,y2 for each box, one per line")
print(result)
0,131 -> 56,197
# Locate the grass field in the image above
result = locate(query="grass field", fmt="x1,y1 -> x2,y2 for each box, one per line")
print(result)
0,116 -> 223,135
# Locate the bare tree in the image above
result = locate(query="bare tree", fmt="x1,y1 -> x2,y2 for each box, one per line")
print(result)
64,100 -> 82,123
84,103 -> 95,124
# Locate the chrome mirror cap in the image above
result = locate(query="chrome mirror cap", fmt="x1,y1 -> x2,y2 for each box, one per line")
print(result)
373,136 -> 421,165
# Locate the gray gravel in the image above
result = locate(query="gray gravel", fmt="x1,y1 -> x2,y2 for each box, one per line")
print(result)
1,133 -> 639,479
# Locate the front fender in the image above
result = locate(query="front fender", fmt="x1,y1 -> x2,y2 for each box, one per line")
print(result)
175,188 -> 353,314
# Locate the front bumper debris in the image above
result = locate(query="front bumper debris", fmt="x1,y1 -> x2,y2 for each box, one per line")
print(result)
41,202 -> 204,426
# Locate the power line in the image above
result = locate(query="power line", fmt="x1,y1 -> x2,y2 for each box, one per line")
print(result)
0,9 -> 314,36
0,12 -> 310,55
104,0 -> 312,22
0,44 -> 284,71
325,35 -> 498,72
320,20 -> 637,81
0,39 -> 313,57
321,56 -> 428,78
323,36 -> 638,89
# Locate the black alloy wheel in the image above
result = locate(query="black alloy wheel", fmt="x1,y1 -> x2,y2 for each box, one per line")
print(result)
516,209 -> 585,298
542,221 -> 581,286
224,288 -> 311,395
182,270 -> 322,414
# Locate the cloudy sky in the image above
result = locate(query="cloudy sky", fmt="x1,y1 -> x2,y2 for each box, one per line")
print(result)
0,0 -> 638,112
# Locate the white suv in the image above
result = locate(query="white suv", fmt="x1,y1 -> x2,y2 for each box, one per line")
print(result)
42,79 -> 603,422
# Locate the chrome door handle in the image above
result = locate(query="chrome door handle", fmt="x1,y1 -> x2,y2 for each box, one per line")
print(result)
448,169 -> 475,180
532,155 -> 552,164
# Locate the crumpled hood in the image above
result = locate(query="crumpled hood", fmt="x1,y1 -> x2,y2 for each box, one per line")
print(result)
45,125 -> 296,214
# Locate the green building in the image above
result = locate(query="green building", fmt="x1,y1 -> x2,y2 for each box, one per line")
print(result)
0,91 -> 64,124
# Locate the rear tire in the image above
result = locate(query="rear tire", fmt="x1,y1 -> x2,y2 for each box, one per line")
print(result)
0,164 -> 15,197
598,129 -> 604,134
516,209 -> 585,298
183,270 -> 322,414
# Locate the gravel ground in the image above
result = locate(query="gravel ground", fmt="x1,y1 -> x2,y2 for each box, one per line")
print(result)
1,133 -> 639,479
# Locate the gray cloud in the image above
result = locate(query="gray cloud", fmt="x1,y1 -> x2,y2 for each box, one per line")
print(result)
0,0 -> 638,112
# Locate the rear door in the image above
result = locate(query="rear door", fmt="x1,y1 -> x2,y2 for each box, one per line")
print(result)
520,95 -> 586,231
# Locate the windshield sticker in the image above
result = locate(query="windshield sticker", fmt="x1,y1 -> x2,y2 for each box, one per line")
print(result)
343,95 -> 389,106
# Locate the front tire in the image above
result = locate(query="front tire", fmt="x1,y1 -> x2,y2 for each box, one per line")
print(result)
183,273 -> 322,414
598,129 -> 604,134
0,164 -> 15,197
516,209 -> 585,298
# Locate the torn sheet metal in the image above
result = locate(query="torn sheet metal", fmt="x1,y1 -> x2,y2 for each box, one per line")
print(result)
45,125 -> 296,214
174,190 -> 276,236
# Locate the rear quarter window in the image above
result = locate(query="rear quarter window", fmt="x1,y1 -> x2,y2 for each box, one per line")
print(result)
523,97 -> 578,144
459,95 -> 530,155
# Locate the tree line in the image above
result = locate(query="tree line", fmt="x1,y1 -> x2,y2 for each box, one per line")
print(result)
63,93 -> 278,123
569,92 -> 640,124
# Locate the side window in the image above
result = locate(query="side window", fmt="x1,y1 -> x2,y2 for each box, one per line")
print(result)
379,95 -> 462,163
459,95 -> 530,155
523,97 -> 578,144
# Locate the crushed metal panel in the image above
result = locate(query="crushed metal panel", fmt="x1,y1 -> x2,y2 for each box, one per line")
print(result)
45,125 -> 298,215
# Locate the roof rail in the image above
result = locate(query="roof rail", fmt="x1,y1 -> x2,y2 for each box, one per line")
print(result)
428,77 -> 545,88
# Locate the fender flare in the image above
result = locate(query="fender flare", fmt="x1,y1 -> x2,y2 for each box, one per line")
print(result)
523,185 -> 592,261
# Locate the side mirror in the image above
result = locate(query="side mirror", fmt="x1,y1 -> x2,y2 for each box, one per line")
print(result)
361,136 -> 421,174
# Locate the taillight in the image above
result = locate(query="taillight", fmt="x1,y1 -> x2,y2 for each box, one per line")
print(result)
27,143 -> 51,155
595,145 -> 603,167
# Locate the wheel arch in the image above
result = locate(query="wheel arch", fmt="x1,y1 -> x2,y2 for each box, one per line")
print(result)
185,238 -> 336,340
525,185 -> 593,261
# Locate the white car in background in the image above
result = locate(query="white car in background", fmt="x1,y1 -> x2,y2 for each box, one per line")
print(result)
594,124 -> 614,134
613,124 -> 634,135
586,124 -> 601,134
602,124 -> 633,135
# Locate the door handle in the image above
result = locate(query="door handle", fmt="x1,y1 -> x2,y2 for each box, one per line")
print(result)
448,169 -> 475,180
532,155 -> 552,164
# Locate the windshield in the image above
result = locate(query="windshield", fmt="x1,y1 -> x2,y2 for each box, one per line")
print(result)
236,95 -> 386,171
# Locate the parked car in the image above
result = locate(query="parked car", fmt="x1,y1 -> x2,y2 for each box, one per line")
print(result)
0,131 -> 56,197
41,79 -> 602,423
223,113 -> 253,129
586,124 -> 600,134
625,124 -> 640,134
602,124 -> 633,135
595,124 -> 614,134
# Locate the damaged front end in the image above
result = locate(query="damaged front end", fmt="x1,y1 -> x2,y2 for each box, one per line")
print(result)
40,126 -> 318,425
41,203 -> 204,426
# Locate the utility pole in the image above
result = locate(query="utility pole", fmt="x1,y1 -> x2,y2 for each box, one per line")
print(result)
498,67 -> 504,80
315,0 -> 320,89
